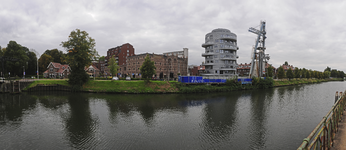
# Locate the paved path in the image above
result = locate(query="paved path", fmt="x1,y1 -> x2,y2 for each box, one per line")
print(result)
332,110 -> 346,150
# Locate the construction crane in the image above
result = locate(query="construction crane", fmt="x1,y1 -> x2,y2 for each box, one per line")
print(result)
249,21 -> 270,78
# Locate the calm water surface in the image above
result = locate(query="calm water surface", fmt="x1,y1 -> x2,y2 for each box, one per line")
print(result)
0,81 -> 345,149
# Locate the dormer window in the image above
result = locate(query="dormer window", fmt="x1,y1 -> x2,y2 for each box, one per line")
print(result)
62,67 -> 65,69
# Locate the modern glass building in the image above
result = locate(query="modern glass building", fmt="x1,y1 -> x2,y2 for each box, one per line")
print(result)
201,28 -> 239,79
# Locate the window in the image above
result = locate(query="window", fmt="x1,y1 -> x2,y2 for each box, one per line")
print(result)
220,50 -> 224,53
214,55 -> 217,58
215,50 -> 219,53
127,50 -> 129,52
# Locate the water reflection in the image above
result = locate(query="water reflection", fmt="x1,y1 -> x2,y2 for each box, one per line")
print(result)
0,93 -> 36,122
200,92 -> 242,149
63,93 -> 98,149
248,88 -> 274,149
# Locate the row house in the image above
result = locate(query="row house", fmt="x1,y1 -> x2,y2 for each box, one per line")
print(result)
237,62 -> 276,77
85,65 -> 100,78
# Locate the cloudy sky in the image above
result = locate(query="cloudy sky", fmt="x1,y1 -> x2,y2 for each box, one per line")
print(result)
1,0 -> 346,71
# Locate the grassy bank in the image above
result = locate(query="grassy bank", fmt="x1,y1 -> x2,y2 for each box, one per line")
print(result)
82,80 -> 178,93
273,78 -> 343,87
25,78 -> 343,93
25,79 -> 69,89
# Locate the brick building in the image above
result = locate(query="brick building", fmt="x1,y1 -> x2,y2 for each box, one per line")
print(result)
188,65 -> 205,76
105,43 -> 135,66
123,49 -> 188,79
237,62 -> 276,77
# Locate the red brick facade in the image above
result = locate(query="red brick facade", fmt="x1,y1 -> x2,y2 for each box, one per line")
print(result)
105,43 -> 135,66
123,53 -> 188,79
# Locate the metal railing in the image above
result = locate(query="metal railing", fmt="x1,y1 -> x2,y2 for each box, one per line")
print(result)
297,91 -> 346,150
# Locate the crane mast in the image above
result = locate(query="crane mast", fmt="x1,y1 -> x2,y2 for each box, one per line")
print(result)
249,21 -> 269,78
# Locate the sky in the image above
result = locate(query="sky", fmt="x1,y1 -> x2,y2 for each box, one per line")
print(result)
1,0 -> 346,72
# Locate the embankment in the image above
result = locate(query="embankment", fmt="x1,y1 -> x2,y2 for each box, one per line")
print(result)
24,78 -> 343,94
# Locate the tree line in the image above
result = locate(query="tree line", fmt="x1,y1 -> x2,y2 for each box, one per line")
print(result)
266,62 -> 345,80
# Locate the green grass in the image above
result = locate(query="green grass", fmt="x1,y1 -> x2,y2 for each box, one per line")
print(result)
25,79 -> 69,89
273,78 -> 343,86
82,80 -> 178,93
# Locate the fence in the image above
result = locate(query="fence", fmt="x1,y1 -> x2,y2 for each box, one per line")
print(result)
297,91 -> 346,150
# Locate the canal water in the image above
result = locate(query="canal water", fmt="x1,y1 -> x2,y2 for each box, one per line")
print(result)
0,81 -> 345,149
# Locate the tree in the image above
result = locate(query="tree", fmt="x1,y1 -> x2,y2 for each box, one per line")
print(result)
323,71 -> 330,79
284,61 -> 288,66
3,41 -> 29,76
294,67 -> 300,78
277,66 -> 285,79
338,71 -> 345,78
44,49 -> 66,64
99,56 -> 105,61
61,29 -> 98,89
140,54 -> 156,81
306,70 -> 310,78
38,53 -> 53,74
324,66 -> 331,72
267,65 -> 274,77
331,69 -> 338,78
286,67 -> 294,80
301,68 -> 307,78
108,56 -> 119,77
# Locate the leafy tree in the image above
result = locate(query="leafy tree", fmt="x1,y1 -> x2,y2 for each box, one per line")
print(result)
284,61 -> 288,66
140,54 -> 156,81
277,66 -> 285,79
294,67 -> 300,78
323,71 -> 330,79
3,41 -> 29,76
301,68 -> 307,78
99,56 -> 105,61
44,49 -> 66,64
309,70 -> 314,78
306,70 -> 310,78
267,65 -> 274,77
324,66 -> 331,72
286,67 -> 294,80
38,54 -> 53,74
331,69 -> 338,78
108,56 -> 119,77
26,49 -> 38,75
338,71 -> 345,78
61,29 -> 98,89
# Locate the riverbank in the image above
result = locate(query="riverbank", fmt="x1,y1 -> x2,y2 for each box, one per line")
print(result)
24,78 -> 343,93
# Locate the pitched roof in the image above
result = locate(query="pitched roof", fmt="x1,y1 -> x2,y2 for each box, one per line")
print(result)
46,62 -> 70,73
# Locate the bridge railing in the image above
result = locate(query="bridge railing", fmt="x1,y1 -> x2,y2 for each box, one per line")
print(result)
298,91 -> 346,150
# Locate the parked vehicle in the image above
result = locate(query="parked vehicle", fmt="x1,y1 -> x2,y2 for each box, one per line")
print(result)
126,77 -> 131,80
112,77 -> 119,80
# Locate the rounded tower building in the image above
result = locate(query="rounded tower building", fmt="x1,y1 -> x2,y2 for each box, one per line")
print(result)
201,28 -> 239,79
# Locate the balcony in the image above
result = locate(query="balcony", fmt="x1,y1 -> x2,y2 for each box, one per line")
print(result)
220,65 -> 237,70
221,44 -> 238,50
202,42 -> 214,47
219,56 -> 237,60
219,34 -> 237,41
202,52 -> 214,56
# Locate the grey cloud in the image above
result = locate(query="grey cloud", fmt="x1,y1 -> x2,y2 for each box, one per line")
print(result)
1,0 -> 346,71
